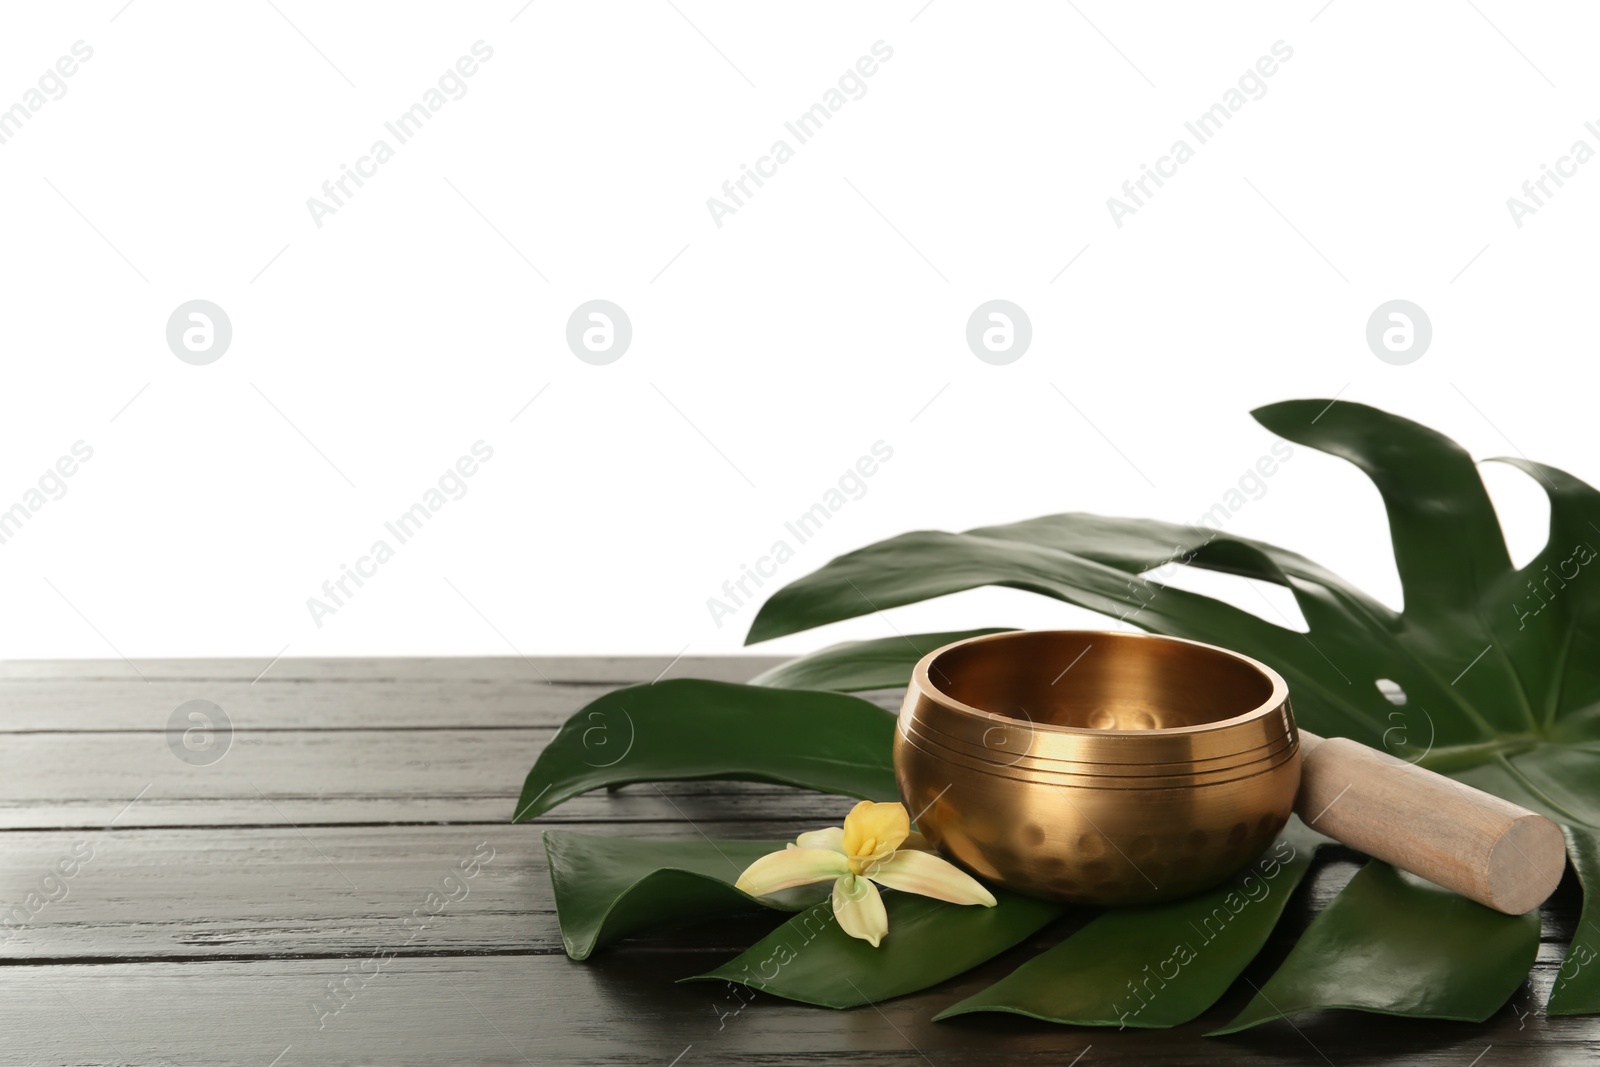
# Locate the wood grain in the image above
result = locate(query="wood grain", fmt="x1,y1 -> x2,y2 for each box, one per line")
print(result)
3,820 -> 1576,964
11,946 -> 1584,1067
0,678 -> 621,731
2,657 -> 1594,1066
1298,732 -> 1568,915
0,730 -> 877,828
0,677 -> 899,732
0,656 -> 786,684
0,821 -> 800,960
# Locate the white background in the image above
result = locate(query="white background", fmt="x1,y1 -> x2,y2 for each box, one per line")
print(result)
0,1 -> 1590,663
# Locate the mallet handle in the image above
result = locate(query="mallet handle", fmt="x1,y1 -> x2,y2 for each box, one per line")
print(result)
1294,731 -> 1566,915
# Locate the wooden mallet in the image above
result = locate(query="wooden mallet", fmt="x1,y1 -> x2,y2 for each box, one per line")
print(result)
1295,731 -> 1566,915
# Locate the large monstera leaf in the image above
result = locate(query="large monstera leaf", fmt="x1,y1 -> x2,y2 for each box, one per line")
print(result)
520,400 -> 1600,1032
744,399 -> 1600,1021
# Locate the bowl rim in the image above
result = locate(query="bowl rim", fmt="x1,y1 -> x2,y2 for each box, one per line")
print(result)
910,629 -> 1291,739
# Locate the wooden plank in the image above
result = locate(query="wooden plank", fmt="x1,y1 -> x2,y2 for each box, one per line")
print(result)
0,822 -> 793,960
9,946 -> 1584,1067
0,679 -> 901,731
6,653 -> 1590,1063
0,822 -> 1579,963
0,656 -> 787,684
0,679 -> 615,731
0,729 -> 875,828
0,678 -> 654,732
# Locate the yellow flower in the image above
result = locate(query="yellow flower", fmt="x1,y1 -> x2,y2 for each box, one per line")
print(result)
734,800 -> 996,947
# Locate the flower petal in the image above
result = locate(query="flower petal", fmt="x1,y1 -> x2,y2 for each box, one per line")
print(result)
832,873 -> 888,947
868,849 -> 998,907
736,847 -> 850,897
842,800 -> 910,861
793,826 -> 845,853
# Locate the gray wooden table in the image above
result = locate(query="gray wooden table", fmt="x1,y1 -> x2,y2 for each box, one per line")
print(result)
4,656 -> 1591,1065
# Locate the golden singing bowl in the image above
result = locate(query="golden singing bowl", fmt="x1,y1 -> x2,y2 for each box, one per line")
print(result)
894,630 -> 1300,906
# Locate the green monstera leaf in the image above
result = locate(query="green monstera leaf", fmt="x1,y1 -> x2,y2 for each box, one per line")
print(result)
745,399 -> 1600,1024
938,820 -> 1326,1029
1210,861 -> 1541,1034
543,831 -> 797,960
512,679 -> 898,823
687,889 -> 1064,1009
747,629 -> 1015,692
519,400 -> 1600,1031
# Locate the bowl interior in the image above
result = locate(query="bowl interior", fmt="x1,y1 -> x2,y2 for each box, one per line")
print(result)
926,631 -> 1277,732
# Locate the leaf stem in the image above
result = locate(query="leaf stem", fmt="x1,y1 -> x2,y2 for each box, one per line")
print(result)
1416,735 -> 1544,774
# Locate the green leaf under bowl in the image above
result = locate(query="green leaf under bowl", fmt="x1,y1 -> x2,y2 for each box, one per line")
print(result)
1210,861 -> 1540,1034
687,889 -> 1064,1009
937,820 -> 1324,1028
513,678 -> 898,823
543,831 -> 795,960
747,398 -> 1600,1018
